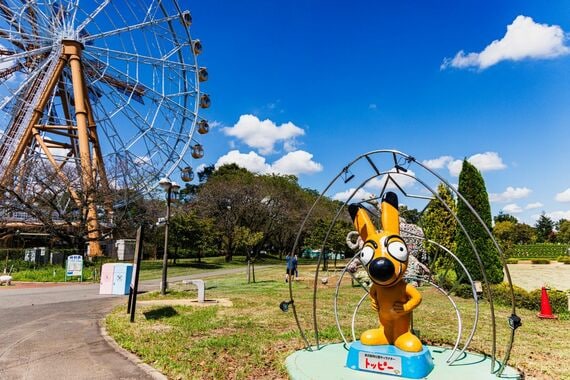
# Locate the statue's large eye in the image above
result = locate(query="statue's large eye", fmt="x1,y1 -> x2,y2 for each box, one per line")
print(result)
387,241 -> 408,262
359,245 -> 374,265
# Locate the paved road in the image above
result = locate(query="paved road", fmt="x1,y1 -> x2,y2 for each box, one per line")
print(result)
0,266 -> 274,380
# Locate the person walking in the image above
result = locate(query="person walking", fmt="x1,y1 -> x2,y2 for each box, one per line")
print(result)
292,254 -> 299,279
285,254 -> 294,282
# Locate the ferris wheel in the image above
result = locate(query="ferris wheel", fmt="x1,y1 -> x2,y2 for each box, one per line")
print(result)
0,0 -> 210,255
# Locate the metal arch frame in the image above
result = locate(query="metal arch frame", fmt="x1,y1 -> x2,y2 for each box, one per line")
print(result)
287,149 -> 518,376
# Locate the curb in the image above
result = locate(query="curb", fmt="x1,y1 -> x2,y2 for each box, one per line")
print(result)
98,318 -> 168,380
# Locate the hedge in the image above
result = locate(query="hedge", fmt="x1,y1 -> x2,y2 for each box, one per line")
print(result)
509,244 -> 570,259
451,282 -> 569,314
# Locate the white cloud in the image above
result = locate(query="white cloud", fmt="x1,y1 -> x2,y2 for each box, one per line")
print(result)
555,188 -> 570,202
442,15 -> 569,70
366,169 -> 416,190
503,203 -> 523,214
271,150 -> 323,175
214,149 -> 322,176
448,152 -> 506,176
525,202 -> 543,210
369,103 -> 377,110
222,114 -> 304,155
196,163 -> 207,173
447,160 -> 464,177
546,210 -> 570,221
468,152 -> 507,172
489,186 -> 532,202
422,155 -> 453,170
215,150 -> 271,173
332,188 -> 375,202
209,120 -> 224,129
283,139 -> 297,152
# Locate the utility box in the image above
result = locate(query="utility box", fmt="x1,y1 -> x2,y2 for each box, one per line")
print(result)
112,263 -> 133,295
99,263 -> 133,295
99,263 -> 115,295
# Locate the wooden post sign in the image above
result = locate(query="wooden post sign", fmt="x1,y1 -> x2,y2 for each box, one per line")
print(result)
65,254 -> 83,282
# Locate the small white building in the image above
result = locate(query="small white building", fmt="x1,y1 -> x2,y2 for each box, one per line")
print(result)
114,239 -> 136,261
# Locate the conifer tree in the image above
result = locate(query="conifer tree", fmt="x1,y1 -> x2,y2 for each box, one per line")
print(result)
422,182 -> 456,271
455,160 -> 504,284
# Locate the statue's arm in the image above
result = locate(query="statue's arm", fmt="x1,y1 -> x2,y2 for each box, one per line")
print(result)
403,284 -> 422,312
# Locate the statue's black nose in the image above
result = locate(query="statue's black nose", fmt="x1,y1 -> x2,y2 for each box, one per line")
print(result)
368,258 -> 395,282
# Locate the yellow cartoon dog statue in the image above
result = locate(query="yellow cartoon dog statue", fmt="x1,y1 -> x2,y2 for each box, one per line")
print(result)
345,191 -> 434,377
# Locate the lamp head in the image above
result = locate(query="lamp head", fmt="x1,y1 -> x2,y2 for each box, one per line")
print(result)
159,177 -> 172,191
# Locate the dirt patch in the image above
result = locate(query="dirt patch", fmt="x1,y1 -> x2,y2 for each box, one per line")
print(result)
507,262 -> 570,291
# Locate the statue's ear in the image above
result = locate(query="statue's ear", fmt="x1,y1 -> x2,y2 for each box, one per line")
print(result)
381,191 -> 400,235
348,204 -> 376,241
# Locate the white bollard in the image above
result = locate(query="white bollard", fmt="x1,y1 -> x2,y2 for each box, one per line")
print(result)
182,279 -> 205,302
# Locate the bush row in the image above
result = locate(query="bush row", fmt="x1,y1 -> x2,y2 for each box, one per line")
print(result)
509,244 -> 570,259
452,283 -> 569,314
506,256 -> 570,264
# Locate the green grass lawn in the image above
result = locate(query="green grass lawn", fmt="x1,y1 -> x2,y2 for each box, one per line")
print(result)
7,255 -> 284,282
10,265 -> 96,282
105,264 -> 570,380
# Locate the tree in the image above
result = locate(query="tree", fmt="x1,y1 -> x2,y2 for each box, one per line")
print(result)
195,164 -> 258,262
513,223 -> 536,245
399,205 -> 421,225
534,213 -> 554,243
455,160 -> 503,284
557,219 -> 570,243
493,220 -> 517,252
555,218 -> 568,231
169,210 -> 217,263
421,183 -> 456,271
494,212 -> 518,224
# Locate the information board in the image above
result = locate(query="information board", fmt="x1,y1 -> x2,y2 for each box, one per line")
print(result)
65,255 -> 83,281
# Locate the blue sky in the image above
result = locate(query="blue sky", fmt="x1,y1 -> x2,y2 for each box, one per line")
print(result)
189,1 -> 570,225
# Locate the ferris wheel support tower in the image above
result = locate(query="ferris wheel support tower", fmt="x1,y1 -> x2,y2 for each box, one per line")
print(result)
1,40 -> 107,257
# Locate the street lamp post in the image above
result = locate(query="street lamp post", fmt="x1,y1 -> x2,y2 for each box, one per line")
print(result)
159,178 -> 180,295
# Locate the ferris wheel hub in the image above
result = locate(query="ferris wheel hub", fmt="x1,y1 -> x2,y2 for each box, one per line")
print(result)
62,40 -> 85,54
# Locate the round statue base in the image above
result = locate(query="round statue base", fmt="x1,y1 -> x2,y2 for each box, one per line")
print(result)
346,341 -> 433,378
285,343 -> 521,380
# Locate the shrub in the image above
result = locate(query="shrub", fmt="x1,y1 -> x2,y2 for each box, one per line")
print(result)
452,284 -> 473,298
452,282 -> 569,315
434,268 -> 457,291
487,283 -> 534,310
557,256 -> 570,264
506,258 -> 518,264
531,259 -> 550,264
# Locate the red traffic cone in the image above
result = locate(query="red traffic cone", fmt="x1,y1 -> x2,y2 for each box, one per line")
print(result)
537,287 -> 557,319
